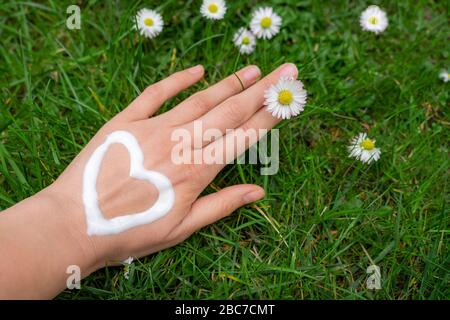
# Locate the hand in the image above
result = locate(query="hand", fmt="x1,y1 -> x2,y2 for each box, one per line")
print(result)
0,63 -> 298,298
50,62 -> 298,265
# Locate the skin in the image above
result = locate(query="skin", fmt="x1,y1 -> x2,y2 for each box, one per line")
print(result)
0,62 -> 298,299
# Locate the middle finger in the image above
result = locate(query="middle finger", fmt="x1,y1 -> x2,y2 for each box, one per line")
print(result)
189,63 -> 298,147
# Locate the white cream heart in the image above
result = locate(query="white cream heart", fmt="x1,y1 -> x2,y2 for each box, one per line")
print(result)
82,130 -> 175,236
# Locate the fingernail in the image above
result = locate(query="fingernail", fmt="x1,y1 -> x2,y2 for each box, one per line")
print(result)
279,63 -> 298,77
243,188 -> 265,203
243,65 -> 261,82
188,65 -> 204,74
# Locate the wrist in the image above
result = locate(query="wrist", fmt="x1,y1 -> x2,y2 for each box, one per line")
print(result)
0,187 -> 102,298
36,186 -> 103,277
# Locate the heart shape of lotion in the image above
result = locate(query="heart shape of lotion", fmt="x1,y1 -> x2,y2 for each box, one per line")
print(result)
83,130 -> 175,236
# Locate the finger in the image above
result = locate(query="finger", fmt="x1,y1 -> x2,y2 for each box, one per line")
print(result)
201,104 -> 283,179
173,184 -> 264,237
194,63 -> 297,145
166,65 -> 261,125
118,65 -> 205,121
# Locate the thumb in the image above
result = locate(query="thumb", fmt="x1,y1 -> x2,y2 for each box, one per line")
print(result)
175,184 -> 265,238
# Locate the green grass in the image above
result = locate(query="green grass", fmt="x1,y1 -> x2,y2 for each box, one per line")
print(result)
1,0 -> 449,299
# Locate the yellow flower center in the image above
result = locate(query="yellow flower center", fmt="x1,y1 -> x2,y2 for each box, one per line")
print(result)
368,16 -> 378,25
242,36 -> 250,45
144,18 -> 154,26
208,3 -> 218,13
261,17 -> 272,28
278,90 -> 293,105
360,139 -> 375,150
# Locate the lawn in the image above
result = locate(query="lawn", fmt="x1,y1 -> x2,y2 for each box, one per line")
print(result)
0,0 -> 448,299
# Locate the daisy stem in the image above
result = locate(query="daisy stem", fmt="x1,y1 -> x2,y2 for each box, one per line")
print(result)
263,37 -> 268,69
236,163 -> 247,184
263,168 -> 269,192
233,51 -> 241,73
206,21 -> 212,56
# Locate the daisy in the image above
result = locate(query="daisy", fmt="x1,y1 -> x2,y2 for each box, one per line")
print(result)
348,133 -> 381,164
439,69 -> 449,82
360,5 -> 388,34
200,0 -> 227,20
233,28 -> 256,54
250,7 -> 282,40
123,257 -> 133,280
264,77 -> 307,119
135,8 -> 164,39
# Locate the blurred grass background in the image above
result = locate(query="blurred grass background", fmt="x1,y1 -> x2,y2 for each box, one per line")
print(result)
0,0 -> 448,299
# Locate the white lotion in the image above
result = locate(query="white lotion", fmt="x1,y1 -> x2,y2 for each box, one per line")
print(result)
82,130 -> 175,236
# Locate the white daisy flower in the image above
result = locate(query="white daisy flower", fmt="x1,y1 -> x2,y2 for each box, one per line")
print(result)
200,0 -> 227,20
348,133 -> 381,164
250,7 -> 282,40
122,256 -> 134,280
233,28 -> 256,54
264,77 -> 307,119
123,257 -> 134,265
439,69 -> 449,82
135,8 -> 164,39
360,5 -> 388,34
